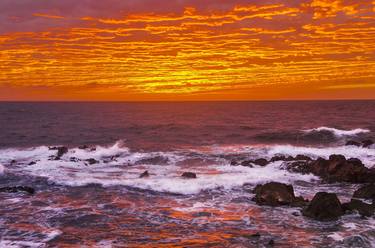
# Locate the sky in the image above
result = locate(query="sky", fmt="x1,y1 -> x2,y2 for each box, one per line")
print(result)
0,0 -> 374,101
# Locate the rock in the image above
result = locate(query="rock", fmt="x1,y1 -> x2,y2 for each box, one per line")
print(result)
28,161 -> 36,165
345,140 -> 361,147
253,158 -> 268,167
230,160 -> 238,166
136,156 -> 169,165
295,155 -> 312,161
283,161 -> 311,174
0,186 -> 35,194
181,172 -> 197,179
78,145 -> 89,149
252,182 -> 307,207
139,170 -> 149,178
342,199 -> 374,217
308,155 -> 374,183
353,184 -> 375,200
85,158 -> 99,165
302,192 -> 344,221
241,160 -> 253,167
270,155 -> 294,162
268,239 -> 275,246
362,139 -> 374,148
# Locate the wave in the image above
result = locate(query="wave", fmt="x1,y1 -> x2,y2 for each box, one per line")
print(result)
303,127 -> 370,138
1,140 -> 374,195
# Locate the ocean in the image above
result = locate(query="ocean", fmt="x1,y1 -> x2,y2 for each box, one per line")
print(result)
0,101 -> 374,247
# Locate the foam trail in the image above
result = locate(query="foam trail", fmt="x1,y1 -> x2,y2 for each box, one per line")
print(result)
303,127 -> 370,137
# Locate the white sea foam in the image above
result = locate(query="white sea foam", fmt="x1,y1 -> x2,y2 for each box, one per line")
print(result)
303,127 -> 370,137
1,140 -> 375,194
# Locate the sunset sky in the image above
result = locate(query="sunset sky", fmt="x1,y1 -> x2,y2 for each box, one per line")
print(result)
0,0 -> 374,101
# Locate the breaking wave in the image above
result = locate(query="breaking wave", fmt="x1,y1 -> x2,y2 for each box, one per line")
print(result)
303,127 -> 370,138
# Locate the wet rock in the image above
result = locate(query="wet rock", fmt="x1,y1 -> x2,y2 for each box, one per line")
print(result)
181,172 -> 197,179
342,235 -> 372,248
10,160 -> 17,164
85,158 -> 99,165
353,184 -> 375,200
362,139 -> 374,148
270,155 -> 294,162
308,155 -> 374,183
295,155 -> 312,161
345,140 -> 361,147
252,182 -> 307,207
28,161 -> 36,165
342,199 -> 374,217
253,158 -> 268,167
0,186 -> 35,194
139,170 -> 149,178
49,146 -> 68,159
230,160 -> 238,166
302,192 -> 344,221
283,161 -> 311,174
70,157 -> 80,162
78,145 -> 89,149
241,160 -> 253,167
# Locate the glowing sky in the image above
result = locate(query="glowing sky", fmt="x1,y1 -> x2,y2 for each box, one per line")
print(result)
0,0 -> 374,101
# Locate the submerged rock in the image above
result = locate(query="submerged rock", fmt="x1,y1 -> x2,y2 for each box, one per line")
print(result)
139,170 -> 149,178
362,140 -> 374,148
342,199 -> 374,217
302,192 -> 344,221
345,139 -> 374,148
252,182 -> 307,207
181,172 -> 197,179
0,186 -> 35,194
353,184 -> 375,200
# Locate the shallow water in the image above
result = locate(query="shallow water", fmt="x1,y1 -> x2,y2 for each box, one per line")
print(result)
0,101 -> 374,247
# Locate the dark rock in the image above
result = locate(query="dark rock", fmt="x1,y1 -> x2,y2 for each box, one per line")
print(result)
345,140 -> 361,147
342,199 -> 374,217
283,161 -> 311,174
253,158 -> 268,167
0,186 -> 35,194
78,145 -> 89,149
270,155 -> 294,162
302,192 -> 344,221
353,184 -> 375,200
181,172 -> 197,179
295,155 -> 312,161
362,139 -> 374,148
10,160 -> 16,164
139,170 -> 149,178
28,161 -> 36,165
230,160 -> 238,166
49,146 -> 68,159
70,157 -> 80,162
85,158 -> 99,165
252,182 -> 307,207
136,156 -> 169,165
241,160 -> 253,167
308,155 -> 374,183
268,239 -> 275,246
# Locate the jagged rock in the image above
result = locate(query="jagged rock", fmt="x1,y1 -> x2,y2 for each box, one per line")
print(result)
353,184 -> 375,200
342,199 -> 374,217
283,161 -> 311,174
302,192 -> 344,221
252,182 -> 307,207
49,146 -> 68,159
181,172 -> 197,179
270,155 -> 294,162
85,158 -> 99,165
0,186 -> 35,194
139,170 -> 149,178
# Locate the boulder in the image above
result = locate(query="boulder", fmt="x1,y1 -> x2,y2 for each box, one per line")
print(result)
342,199 -> 374,217
270,155 -> 294,162
353,184 -> 375,200
295,155 -> 312,161
181,172 -> 197,179
85,158 -> 99,165
283,161 -> 311,174
252,158 -> 268,167
139,170 -> 149,178
252,182 -> 307,207
241,160 -> 253,167
49,146 -> 68,159
0,186 -> 35,194
308,155 -> 374,183
302,192 -> 344,221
